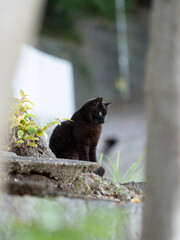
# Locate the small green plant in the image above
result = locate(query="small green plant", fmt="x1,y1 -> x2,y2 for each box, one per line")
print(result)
99,150 -> 146,183
9,89 -> 62,148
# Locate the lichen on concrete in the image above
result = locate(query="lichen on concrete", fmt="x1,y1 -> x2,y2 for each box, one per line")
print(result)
69,173 -> 144,201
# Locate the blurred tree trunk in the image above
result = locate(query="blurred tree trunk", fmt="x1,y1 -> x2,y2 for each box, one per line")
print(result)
141,0 -> 180,240
0,0 -> 44,191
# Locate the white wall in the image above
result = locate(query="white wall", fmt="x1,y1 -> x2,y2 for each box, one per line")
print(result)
12,45 -> 75,125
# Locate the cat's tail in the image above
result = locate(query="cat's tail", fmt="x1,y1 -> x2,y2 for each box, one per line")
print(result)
93,166 -> 105,177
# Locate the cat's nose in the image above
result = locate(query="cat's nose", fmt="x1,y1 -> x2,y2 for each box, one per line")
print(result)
104,115 -> 107,122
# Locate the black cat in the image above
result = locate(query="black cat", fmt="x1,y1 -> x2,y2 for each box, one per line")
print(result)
49,97 -> 111,176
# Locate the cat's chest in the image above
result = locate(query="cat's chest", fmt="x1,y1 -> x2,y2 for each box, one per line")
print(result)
73,122 -> 102,143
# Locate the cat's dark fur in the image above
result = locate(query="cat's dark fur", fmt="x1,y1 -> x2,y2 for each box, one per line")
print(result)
49,97 -> 111,167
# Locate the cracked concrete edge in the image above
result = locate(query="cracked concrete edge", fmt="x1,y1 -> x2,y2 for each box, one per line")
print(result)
3,156 -> 100,183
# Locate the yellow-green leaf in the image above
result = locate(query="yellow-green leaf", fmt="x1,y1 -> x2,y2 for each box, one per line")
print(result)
19,107 -> 25,112
24,105 -> 32,110
17,130 -> 24,139
43,126 -> 48,131
16,140 -> 24,144
25,126 -> 29,131
20,89 -> 25,98
26,100 -> 34,105
27,114 -> 36,118
20,120 -> 26,125
24,135 -> 31,139
22,98 -> 33,105
13,136 -> 17,141
37,132 -> 44,137
30,137 -> 40,141
27,142 -> 37,147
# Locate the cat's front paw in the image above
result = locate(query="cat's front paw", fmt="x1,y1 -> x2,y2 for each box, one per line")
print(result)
93,166 -> 105,177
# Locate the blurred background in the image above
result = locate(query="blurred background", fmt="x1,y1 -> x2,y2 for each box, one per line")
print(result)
12,0 -> 152,179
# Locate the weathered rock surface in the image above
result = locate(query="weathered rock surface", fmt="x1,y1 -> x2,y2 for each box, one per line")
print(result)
3,155 -> 145,202
122,181 -> 145,195
10,136 -> 55,158
5,173 -> 145,202
0,151 -> 17,157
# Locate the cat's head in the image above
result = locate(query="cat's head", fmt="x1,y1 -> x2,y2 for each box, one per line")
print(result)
81,97 -> 111,125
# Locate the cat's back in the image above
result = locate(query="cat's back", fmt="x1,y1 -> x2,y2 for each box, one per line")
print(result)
50,120 -> 73,138
49,120 -> 77,158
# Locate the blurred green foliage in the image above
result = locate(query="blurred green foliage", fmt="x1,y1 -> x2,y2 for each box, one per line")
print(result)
42,0 -> 134,39
3,202 -> 126,240
43,0 -> 115,30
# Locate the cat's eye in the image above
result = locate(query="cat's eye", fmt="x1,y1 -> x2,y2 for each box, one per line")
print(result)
99,112 -> 102,116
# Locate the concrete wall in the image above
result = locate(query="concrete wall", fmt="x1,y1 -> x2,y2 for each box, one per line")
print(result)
38,9 -> 150,108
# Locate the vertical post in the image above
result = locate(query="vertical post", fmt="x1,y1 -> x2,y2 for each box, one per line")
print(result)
0,0 -> 45,190
141,0 -> 180,239
115,0 -> 130,99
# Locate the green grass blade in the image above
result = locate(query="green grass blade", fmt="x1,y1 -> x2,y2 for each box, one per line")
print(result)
98,153 -> 104,164
124,149 -> 146,183
133,162 -> 145,182
112,151 -> 121,183
116,151 -> 120,171
116,172 -> 122,182
102,161 -> 114,177
104,155 -> 115,169
121,163 -> 136,183
104,154 -> 120,183
113,166 -> 117,183
137,171 -> 146,182
98,154 -> 115,178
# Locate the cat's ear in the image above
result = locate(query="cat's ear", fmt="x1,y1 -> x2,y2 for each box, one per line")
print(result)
95,97 -> 103,102
90,97 -> 103,105
104,102 -> 112,107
